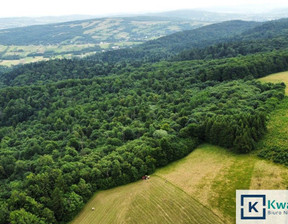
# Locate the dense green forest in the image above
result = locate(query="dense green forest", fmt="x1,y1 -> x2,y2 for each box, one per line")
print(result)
2,50 -> 288,87
0,67 -> 284,223
0,17 -> 288,223
173,37 -> 288,61
0,66 -> 10,75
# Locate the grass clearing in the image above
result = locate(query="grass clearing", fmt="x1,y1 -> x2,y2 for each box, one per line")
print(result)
256,97 -> 288,150
257,71 -> 288,165
259,71 -> 288,94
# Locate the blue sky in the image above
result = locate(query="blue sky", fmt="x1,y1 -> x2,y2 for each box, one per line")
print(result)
1,0 -> 288,17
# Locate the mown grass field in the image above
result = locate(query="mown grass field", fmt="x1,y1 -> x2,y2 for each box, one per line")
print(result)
72,145 -> 288,224
71,168 -> 223,224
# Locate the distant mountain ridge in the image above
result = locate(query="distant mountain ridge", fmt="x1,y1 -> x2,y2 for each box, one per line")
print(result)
1,8 -> 287,31
0,16 -> 207,45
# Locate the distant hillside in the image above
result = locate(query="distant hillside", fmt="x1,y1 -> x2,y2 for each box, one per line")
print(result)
141,20 -> 259,52
0,16 -> 209,66
93,20 -> 259,62
240,18 -> 288,40
0,16 -> 207,45
95,18 -> 288,63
